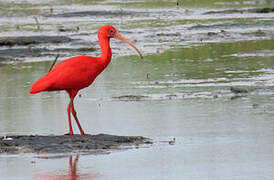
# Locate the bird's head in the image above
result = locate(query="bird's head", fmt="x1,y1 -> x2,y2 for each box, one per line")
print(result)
98,25 -> 143,59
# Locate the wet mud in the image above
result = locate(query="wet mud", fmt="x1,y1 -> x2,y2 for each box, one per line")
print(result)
53,10 -> 148,18
112,95 -> 150,101
0,4 -> 273,63
110,86 -> 274,102
0,46 -> 96,62
204,7 -> 274,15
0,36 -> 79,62
0,36 -> 73,47
0,134 -> 152,154
230,86 -> 249,94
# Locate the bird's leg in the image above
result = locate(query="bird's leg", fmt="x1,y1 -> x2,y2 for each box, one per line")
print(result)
71,99 -> 85,135
69,155 -> 73,170
67,90 -> 85,135
67,101 -> 74,135
71,154 -> 79,176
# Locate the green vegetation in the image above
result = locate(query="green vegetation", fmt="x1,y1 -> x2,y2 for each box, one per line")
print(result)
117,39 -> 274,81
0,2 -> 41,16
124,18 -> 232,29
55,0 -> 102,5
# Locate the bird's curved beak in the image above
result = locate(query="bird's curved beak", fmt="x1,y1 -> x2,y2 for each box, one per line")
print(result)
114,33 -> 143,59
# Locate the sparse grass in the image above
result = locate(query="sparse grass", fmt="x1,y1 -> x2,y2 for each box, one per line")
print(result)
124,19 -> 174,29
122,18 -> 232,29
259,19 -> 274,24
54,0 -> 103,5
175,18 -> 230,25
0,23 -> 55,32
0,2 -> 42,16
233,18 -> 256,24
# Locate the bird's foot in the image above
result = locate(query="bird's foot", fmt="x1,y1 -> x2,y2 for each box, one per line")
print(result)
64,132 -> 74,135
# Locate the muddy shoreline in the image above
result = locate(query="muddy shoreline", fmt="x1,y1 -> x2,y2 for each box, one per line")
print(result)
0,6 -> 273,64
0,134 -> 152,155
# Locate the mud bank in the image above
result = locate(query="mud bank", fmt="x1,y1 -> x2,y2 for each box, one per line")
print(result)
0,134 -> 152,154
204,7 -> 274,15
0,46 -> 96,62
0,4 -> 273,63
0,36 -> 73,47
53,10 -> 148,18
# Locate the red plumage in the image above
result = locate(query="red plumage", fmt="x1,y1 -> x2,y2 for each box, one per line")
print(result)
30,56 -> 103,94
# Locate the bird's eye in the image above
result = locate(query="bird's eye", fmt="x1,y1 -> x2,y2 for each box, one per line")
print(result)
110,29 -> 114,34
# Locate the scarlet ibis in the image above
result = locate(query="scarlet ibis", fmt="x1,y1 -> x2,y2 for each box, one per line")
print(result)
29,25 -> 143,135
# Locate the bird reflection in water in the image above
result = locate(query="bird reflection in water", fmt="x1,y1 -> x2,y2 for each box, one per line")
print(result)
35,154 -> 100,180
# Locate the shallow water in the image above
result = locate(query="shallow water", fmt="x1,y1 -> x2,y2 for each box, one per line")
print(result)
1,0 -> 274,179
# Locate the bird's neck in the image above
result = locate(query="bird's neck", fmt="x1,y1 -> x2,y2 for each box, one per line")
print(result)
98,36 -> 112,65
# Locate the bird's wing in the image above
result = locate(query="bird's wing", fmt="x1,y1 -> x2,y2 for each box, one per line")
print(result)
48,56 -> 101,90
30,56 -> 101,93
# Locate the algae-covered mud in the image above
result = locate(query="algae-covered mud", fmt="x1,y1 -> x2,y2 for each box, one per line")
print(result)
0,0 -> 274,180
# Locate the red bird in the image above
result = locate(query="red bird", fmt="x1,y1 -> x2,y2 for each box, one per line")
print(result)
29,25 -> 143,135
